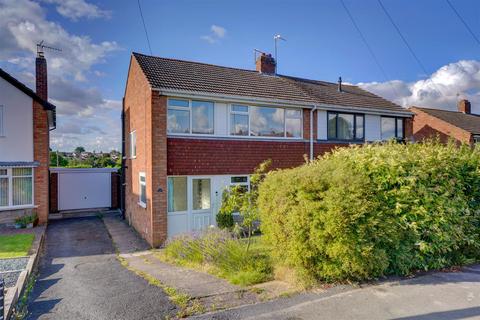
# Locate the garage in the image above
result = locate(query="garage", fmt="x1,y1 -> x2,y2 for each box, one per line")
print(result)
50,168 -> 119,211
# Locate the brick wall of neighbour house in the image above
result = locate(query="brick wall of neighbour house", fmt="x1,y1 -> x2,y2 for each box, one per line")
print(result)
411,108 -> 471,144
49,172 -> 58,213
124,58 -> 167,247
33,100 -> 50,224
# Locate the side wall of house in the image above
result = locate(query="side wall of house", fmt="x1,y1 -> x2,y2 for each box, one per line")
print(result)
411,108 -> 471,144
124,58 -> 168,247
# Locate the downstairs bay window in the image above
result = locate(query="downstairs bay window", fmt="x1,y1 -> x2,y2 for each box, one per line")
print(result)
0,167 -> 34,209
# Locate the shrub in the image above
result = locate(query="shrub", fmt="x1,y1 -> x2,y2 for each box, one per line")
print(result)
163,228 -> 273,286
258,140 -> 480,283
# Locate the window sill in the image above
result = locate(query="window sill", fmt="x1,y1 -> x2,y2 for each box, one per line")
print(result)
0,205 -> 36,212
138,202 -> 146,209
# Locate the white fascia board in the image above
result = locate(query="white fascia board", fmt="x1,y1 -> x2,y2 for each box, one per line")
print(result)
155,88 -> 413,117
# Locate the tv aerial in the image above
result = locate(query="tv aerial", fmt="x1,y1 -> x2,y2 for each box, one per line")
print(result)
36,40 -> 62,57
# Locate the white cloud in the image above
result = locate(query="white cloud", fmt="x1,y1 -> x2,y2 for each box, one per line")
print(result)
359,60 -> 480,114
0,0 -> 119,80
201,24 -> 227,44
0,0 -> 121,151
211,25 -> 226,38
41,0 -> 111,20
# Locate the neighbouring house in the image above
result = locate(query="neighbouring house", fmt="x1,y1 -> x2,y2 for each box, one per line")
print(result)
410,100 -> 480,145
0,51 -> 56,225
123,52 -> 413,247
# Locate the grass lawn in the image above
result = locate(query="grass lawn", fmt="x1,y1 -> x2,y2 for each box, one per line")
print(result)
159,232 -> 273,287
0,234 -> 35,259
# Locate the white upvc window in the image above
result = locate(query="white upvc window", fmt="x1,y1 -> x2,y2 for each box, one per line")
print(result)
229,104 -> 303,138
0,167 -> 34,210
130,130 -> 136,159
138,172 -> 146,208
167,99 -> 214,135
0,105 -> 5,137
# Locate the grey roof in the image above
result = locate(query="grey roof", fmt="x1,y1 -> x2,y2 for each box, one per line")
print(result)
132,52 -> 406,113
413,107 -> 480,135
0,161 -> 40,168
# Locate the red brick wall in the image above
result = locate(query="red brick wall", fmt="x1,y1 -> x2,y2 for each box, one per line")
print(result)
124,57 -> 168,247
410,107 -> 471,144
167,137 -> 344,175
49,172 -> 58,213
33,101 -> 50,224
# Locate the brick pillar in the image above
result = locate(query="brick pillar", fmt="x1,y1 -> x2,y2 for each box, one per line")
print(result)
111,172 -> 119,209
404,117 -> 414,142
33,101 -> 49,223
150,94 -> 168,247
49,172 -> 58,213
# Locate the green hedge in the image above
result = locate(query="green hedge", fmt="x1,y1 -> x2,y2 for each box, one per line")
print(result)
258,141 -> 480,282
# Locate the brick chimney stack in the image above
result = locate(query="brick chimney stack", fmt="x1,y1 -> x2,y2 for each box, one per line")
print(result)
36,51 -> 48,100
256,53 -> 276,74
458,99 -> 471,114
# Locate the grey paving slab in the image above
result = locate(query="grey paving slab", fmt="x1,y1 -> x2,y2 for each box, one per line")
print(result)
102,215 -> 150,253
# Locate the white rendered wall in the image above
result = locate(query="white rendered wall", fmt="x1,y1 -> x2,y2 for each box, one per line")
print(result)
0,77 -> 33,162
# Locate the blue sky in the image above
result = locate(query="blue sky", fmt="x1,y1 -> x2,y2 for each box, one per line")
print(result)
1,0 -> 479,151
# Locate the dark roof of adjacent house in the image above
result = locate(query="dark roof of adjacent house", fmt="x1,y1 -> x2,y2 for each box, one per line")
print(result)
0,68 -> 56,111
413,107 -> 480,135
132,52 -> 407,113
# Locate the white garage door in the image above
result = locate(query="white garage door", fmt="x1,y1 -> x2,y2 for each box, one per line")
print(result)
53,168 -> 117,211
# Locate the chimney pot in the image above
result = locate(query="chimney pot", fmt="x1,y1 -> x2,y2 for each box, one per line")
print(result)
256,53 -> 276,74
458,99 -> 471,114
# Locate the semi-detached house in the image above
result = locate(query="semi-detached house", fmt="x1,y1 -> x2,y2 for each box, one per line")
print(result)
123,52 -> 413,247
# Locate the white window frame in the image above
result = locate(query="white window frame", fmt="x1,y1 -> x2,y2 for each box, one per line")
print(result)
138,172 -> 146,208
167,99 -> 215,135
0,167 -> 35,210
130,130 -> 136,159
229,175 -> 250,216
167,176 -> 188,214
228,104 -> 303,139
0,105 -> 5,137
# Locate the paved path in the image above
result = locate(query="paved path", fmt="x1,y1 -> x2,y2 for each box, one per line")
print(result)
26,217 -> 177,320
102,215 -> 259,310
194,265 -> 480,320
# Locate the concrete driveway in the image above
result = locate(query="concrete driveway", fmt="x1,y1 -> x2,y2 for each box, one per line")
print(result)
26,217 -> 177,320
194,265 -> 480,320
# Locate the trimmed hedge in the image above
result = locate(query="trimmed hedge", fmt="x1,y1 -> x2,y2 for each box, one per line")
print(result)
258,141 -> 480,282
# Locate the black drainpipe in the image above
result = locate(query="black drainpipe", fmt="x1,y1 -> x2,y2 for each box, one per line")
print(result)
120,98 -> 126,220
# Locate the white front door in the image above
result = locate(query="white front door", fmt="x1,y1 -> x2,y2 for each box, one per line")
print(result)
189,177 -> 212,231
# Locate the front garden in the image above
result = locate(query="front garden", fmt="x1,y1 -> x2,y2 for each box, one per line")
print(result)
163,140 -> 480,288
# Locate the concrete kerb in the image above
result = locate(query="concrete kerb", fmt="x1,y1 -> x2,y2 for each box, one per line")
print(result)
3,226 -> 45,320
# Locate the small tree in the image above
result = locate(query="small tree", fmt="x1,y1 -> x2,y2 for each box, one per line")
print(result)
217,160 -> 271,251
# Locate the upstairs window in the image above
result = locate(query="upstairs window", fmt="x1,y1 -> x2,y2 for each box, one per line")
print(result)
327,112 -> 364,141
129,131 -> 136,158
0,105 -> 4,137
381,117 -> 404,140
230,105 -> 302,138
167,99 -> 214,135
